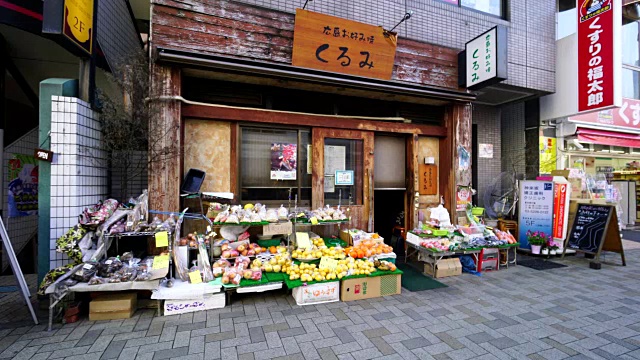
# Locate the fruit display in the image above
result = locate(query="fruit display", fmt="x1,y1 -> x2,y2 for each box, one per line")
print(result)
293,205 -> 348,222
212,203 -> 287,224
420,240 -> 450,252
291,246 -> 346,260
345,241 -> 393,259
312,238 -> 325,247
268,245 -> 288,254
263,253 -> 292,273
494,229 -> 517,244
374,259 -> 397,272
220,242 -> 263,258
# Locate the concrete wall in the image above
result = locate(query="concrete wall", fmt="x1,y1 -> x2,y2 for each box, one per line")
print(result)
501,102 -> 527,177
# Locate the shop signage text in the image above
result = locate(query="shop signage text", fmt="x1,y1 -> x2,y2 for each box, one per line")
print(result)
419,164 -> 437,195
459,26 -> 508,90
34,148 -> 54,162
552,182 -> 570,243
518,181 -> 554,249
291,9 -> 398,80
570,97 -> 640,132
577,0 -> 621,113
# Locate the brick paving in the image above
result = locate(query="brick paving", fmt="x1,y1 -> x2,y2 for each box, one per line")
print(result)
1,247 -> 640,359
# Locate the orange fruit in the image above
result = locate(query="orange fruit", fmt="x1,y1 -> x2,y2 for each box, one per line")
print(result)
269,246 -> 277,254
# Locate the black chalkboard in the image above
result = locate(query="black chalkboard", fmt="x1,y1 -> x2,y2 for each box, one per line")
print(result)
567,204 -> 612,253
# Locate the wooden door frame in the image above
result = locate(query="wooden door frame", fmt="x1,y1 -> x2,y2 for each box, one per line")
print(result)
312,128 -> 375,231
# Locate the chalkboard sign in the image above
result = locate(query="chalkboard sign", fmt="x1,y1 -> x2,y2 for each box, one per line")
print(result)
564,204 -> 626,268
567,204 -> 612,253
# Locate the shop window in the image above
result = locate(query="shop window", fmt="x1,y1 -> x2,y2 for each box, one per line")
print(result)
622,68 -> 640,100
323,138 -> 364,205
240,127 -> 311,206
622,19 -> 640,68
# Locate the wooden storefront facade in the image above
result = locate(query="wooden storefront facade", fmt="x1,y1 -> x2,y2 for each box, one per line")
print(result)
148,0 -> 475,232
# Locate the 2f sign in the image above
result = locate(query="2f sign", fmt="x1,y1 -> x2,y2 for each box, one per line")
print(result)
63,0 -> 94,55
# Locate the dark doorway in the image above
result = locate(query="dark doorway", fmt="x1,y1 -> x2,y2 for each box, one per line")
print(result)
374,190 -> 405,244
472,124 -> 479,205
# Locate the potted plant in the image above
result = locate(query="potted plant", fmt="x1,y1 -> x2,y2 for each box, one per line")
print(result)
547,240 -> 559,255
526,230 -> 549,255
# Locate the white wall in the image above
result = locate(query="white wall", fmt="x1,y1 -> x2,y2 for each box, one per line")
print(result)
540,34 -> 578,121
2,128 -> 39,272
49,96 -> 108,269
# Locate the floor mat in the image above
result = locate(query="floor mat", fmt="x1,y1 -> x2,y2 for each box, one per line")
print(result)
517,256 -> 568,270
622,230 -> 640,242
397,263 -> 448,291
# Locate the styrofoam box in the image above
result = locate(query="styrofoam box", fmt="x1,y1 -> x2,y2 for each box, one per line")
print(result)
163,293 -> 225,316
292,281 -> 340,306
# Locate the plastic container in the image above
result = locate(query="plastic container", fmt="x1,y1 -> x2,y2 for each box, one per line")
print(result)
256,238 -> 282,248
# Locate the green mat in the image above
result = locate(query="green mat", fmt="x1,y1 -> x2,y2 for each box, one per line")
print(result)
397,263 -> 447,292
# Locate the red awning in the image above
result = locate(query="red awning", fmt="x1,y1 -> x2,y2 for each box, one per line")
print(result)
577,127 -> 640,148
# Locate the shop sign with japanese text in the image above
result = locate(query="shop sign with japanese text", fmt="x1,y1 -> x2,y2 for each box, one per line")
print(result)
518,181 -> 554,249
461,26 -> 507,90
291,9 -> 398,80
577,0 -> 621,113
569,97 -> 640,132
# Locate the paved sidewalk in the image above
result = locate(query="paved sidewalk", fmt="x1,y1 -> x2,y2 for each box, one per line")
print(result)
1,250 -> 639,360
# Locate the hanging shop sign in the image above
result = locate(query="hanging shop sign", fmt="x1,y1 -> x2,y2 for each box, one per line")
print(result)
34,148 -> 54,162
458,26 -> 508,90
552,181 -> 571,243
577,0 -> 621,113
8,154 -> 38,218
42,0 -> 94,57
518,181 -> 554,249
569,97 -> 640,132
291,9 -> 398,80
419,164 -> 437,195
270,143 -> 297,180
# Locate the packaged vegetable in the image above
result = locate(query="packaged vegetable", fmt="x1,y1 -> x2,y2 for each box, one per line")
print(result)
265,209 -> 278,223
88,276 -> 107,285
72,261 -> 99,282
98,257 -> 123,277
225,214 -> 240,224
277,205 -> 288,221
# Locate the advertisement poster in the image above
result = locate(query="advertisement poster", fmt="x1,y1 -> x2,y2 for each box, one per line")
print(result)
458,146 -> 470,171
324,145 -> 345,176
479,144 -> 494,158
270,143 -> 297,180
335,170 -> 354,185
518,180 -> 554,249
539,137 -> 557,174
456,186 -> 471,211
553,181 -> 571,245
8,154 -> 38,217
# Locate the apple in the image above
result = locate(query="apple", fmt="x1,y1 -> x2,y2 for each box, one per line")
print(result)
243,270 -> 252,280
241,250 -> 248,257
221,275 -> 229,284
221,244 -> 230,251
237,244 -> 246,252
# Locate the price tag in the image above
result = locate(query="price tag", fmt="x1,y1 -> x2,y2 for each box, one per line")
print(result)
189,271 -> 202,284
105,260 -> 112,265
155,231 -> 169,247
83,263 -> 93,270
152,255 -> 169,269
310,217 -> 319,225
319,256 -> 338,271
296,232 -> 312,250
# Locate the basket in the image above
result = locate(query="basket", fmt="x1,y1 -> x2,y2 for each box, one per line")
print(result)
256,238 -> 283,248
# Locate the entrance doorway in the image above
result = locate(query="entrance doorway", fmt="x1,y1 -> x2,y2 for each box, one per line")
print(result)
373,135 -> 407,243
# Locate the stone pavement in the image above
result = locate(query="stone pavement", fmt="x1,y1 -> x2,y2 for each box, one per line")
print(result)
1,249 -> 640,360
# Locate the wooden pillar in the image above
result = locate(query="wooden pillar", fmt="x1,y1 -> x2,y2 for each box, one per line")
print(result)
148,64 -> 182,213
441,102 -> 472,223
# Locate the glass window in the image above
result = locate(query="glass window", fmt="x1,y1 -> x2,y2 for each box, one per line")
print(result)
622,20 -> 640,67
323,138 -> 363,206
240,127 -> 311,206
622,67 -> 640,100
460,0 -> 502,17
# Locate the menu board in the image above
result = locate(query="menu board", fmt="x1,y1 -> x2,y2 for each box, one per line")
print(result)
567,204 -> 612,253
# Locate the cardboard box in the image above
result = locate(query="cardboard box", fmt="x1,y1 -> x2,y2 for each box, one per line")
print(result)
422,257 -> 461,278
292,281 -> 340,306
163,293 -> 226,316
263,222 -> 292,236
340,274 -> 401,302
89,292 -> 137,321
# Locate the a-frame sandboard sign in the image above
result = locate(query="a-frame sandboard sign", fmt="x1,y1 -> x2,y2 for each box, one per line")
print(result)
562,203 -> 626,269
0,217 -> 38,324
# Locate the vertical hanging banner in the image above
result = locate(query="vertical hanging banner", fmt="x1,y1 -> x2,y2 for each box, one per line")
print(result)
577,0 -> 621,113
552,181 -> 571,245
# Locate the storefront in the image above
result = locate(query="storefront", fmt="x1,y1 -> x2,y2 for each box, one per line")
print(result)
147,1 -> 475,234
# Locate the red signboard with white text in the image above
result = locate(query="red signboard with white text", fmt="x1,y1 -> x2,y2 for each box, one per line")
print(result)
577,0 -> 621,113
569,97 -> 640,133
553,183 -> 569,241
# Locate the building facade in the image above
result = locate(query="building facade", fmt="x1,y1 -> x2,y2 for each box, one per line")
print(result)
148,0 -> 556,232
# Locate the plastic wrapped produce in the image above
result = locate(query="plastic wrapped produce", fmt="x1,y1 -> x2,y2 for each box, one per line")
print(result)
250,212 -> 262,223
277,205 -> 288,220
72,261 -> 99,282
88,276 -> 107,285
225,213 -> 240,224
265,209 -> 278,223
214,210 -> 229,223
98,257 -> 123,277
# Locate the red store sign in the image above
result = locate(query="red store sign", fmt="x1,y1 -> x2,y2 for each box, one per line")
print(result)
577,0 -> 621,113
570,97 -> 640,132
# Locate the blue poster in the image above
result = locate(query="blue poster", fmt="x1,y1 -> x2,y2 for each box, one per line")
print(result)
518,180 -> 554,249
8,154 -> 38,218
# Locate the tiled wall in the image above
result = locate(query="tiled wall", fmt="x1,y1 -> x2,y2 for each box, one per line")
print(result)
49,96 -> 107,269
472,105 -> 502,208
500,102 -> 527,178
232,0 -> 556,93
2,129 -> 39,272
97,0 -> 143,77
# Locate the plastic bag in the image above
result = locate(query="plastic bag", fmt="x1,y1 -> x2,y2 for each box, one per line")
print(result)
234,256 -> 251,271
98,257 -> 123,277
88,276 -> 107,285
265,209 -> 278,223
212,267 -> 225,278
225,213 -> 240,224
277,205 -> 288,221
72,261 -> 99,282
213,259 -> 231,268
214,210 -> 229,223
240,212 -> 252,223
258,205 -> 267,221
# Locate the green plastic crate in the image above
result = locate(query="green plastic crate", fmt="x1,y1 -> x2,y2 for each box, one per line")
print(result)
256,238 -> 283,248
